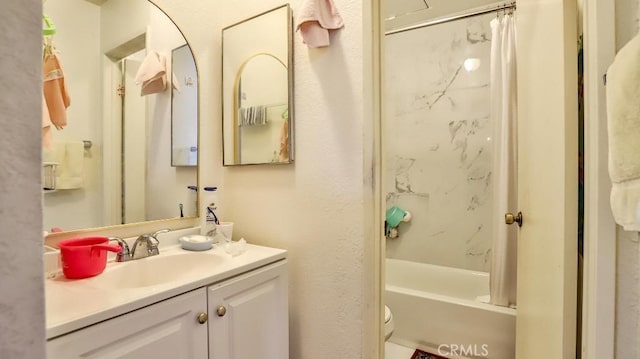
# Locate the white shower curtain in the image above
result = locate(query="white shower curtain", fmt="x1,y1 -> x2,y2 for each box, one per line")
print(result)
489,13 -> 518,307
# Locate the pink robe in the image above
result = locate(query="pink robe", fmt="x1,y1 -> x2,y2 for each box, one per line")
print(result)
43,53 -> 70,131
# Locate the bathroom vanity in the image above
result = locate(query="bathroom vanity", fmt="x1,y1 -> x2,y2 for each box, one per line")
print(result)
45,241 -> 288,359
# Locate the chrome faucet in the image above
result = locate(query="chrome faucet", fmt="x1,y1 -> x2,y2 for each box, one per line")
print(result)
108,237 -> 132,262
108,229 -> 169,262
131,229 -> 170,260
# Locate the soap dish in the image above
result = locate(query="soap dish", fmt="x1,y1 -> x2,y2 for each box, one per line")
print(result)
179,235 -> 214,251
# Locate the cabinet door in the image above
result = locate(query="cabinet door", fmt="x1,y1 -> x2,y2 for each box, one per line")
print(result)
208,260 -> 288,359
47,288 -> 208,359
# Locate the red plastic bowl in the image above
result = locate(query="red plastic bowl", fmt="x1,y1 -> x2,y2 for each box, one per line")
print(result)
58,237 -> 122,279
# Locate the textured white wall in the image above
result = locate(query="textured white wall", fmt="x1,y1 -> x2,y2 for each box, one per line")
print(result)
150,0 -> 374,358
613,0 -> 640,357
0,1 -> 45,358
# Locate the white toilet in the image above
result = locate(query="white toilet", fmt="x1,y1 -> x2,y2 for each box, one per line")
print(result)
384,305 -> 394,340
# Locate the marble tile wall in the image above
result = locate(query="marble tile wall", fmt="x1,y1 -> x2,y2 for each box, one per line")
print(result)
385,13 -> 495,272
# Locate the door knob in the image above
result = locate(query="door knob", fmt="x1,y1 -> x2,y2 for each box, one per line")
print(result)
505,212 -> 523,227
216,305 -> 227,317
197,312 -> 208,324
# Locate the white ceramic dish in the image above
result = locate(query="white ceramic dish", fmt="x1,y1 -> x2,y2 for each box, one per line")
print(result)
179,235 -> 214,251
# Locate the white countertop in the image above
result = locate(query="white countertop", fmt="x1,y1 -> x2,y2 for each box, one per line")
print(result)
45,237 -> 286,340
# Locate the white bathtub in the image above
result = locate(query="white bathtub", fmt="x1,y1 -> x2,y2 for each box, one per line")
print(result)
385,258 -> 516,359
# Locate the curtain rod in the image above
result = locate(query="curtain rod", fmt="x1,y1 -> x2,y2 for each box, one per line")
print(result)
386,2 -> 516,36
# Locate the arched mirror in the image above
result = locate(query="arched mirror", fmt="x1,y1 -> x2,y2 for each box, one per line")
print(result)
42,0 -> 198,234
222,5 -> 293,166
233,54 -> 288,164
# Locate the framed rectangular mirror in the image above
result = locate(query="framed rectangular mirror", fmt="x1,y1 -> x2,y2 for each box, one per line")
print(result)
222,4 -> 294,166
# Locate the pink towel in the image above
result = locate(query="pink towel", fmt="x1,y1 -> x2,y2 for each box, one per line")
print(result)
43,53 -> 71,131
296,0 -> 344,48
135,51 -> 167,96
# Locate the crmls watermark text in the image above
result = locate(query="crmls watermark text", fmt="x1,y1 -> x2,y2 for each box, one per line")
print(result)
437,344 -> 489,357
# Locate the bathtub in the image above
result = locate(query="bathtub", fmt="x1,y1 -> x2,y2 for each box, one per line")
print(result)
385,258 -> 516,359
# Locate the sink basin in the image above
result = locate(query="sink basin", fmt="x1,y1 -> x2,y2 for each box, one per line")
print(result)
90,251 -> 224,289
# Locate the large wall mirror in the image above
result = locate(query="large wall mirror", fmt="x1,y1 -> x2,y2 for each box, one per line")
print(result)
222,5 -> 294,166
42,0 -> 198,234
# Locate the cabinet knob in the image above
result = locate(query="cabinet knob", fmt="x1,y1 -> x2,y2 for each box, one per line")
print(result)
216,305 -> 227,317
505,212 -> 523,227
197,312 -> 208,324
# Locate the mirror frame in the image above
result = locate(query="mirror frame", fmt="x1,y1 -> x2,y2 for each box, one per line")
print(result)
44,0 -> 201,246
221,4 -> 294,166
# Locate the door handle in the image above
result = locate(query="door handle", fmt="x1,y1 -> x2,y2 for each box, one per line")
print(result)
505,212 -> 523,227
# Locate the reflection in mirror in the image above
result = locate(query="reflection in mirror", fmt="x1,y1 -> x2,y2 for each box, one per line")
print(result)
171,44 -> 198,167
235,54 -> 288,164
42,0 -> 198,233
222,5 -> 294,166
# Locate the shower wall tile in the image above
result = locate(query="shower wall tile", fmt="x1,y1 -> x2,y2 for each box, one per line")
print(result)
385,14 -> 495,272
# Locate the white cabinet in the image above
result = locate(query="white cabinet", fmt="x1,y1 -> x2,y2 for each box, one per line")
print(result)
47,288 -> 208,359
47,260 -> 288,359
208,261 -> 289,359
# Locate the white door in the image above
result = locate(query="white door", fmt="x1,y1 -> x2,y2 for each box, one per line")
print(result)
515,0 -> 579,358
47,288 -> 208,358
208,261 -> 289,359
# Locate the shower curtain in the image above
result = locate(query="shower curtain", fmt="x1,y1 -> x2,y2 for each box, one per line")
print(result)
489,13 -> 518,307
